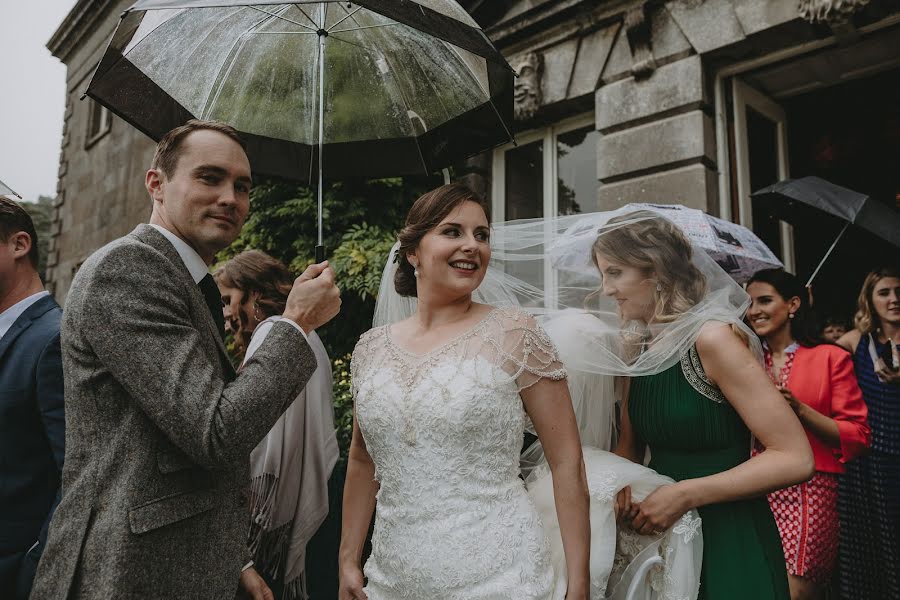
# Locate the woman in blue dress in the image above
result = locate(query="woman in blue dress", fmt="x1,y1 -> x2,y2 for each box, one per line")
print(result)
836,265 -> 900,600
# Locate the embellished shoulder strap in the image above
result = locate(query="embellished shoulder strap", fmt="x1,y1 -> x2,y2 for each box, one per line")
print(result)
491,307 -> 567,391
350,326 -> 387,391
680,345 -> 726,404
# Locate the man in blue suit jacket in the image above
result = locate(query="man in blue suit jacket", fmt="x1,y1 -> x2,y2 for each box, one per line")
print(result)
0,197 -> 64,599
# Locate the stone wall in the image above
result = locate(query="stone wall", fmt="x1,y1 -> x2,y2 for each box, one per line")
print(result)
47,0 -> 156,301
488,0 -> 889,215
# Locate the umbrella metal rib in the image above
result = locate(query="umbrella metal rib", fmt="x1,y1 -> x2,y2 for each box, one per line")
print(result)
327,4 -> 363,30
248,5 -> 318,31
293,3 -> 320,29
331,22 -> 399,33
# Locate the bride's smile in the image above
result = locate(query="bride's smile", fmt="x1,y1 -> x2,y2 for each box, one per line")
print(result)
408,200 -> 491,301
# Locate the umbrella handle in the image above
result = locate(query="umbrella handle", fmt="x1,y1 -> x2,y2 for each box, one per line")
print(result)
315,245 -> 326,264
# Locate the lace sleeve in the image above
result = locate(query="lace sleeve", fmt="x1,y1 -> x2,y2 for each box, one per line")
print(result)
494,308 -> 567,391
350,326 -> 384,398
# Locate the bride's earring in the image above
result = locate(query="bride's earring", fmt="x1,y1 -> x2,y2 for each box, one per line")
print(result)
411,261 -> 420,278
253,301 -> 263,323
656,282 -> 662,293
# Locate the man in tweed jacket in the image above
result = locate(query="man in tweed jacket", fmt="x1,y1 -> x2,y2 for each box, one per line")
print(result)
31,120 -> 341,599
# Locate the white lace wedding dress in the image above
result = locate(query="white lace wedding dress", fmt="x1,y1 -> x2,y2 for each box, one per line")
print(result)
351,307 -> 701,600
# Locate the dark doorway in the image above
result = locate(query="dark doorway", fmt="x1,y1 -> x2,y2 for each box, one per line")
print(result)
784,67 -> 900,328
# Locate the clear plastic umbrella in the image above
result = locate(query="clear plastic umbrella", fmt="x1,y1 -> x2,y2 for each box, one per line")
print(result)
618,203 -> 784,283
86,1 -> 515,260
0,178 -> 22,199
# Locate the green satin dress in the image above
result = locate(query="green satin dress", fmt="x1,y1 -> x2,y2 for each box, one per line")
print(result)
628,346 -> 789,600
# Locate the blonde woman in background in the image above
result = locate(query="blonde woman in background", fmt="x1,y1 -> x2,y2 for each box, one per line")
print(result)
836,265 -> 900,600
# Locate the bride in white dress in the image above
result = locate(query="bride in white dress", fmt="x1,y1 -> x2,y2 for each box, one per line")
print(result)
338,184 -> 701,600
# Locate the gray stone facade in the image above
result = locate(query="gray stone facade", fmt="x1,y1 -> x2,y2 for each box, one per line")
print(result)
47,0 -> 156,299
46,0 -> 900,299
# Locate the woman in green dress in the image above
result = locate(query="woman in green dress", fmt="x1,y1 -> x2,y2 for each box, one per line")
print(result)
589,214 -> 815,599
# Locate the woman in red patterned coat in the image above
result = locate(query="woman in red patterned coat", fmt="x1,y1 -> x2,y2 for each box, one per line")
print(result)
746,269 -> 870,600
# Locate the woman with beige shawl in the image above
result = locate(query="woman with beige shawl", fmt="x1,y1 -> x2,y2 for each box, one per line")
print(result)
216,250 -> 339,600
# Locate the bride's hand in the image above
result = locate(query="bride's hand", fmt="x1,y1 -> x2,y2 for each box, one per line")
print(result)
338,565 -> 368,600
614,485 -> 640,525
630,483 -> 691,536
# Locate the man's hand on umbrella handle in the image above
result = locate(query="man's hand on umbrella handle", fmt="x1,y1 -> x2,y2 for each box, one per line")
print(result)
284,260 -> 342,333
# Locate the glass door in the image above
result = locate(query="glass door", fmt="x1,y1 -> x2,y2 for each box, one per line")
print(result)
732,78 -> 795,272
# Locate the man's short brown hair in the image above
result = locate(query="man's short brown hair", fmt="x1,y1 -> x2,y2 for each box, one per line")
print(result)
151,119 -> 247,178
0,197 -> 39,269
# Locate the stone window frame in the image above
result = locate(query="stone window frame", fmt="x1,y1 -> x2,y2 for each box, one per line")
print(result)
85,98 -> 112,149
490,112 -> 595,221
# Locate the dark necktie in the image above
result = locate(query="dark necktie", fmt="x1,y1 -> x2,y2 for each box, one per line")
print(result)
198,273 -> 226,340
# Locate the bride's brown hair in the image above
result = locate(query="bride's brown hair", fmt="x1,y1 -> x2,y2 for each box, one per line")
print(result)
395,183 -> 488,298
591,211 -> 707,323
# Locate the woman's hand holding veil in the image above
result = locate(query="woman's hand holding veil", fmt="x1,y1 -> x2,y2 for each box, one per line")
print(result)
628,482 -> 693,536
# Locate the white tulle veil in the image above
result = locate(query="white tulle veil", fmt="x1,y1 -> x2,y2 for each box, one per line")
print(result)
373,207 -> 760,456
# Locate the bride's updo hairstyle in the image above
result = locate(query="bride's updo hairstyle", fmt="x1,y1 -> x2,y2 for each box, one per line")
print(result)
394,183 -> 488,297
591,210 -> 707,323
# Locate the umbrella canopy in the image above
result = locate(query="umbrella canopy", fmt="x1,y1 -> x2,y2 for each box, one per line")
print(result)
621,203 -> 783,283
0,178 -> 22,199
86,0 -> 515,182
751,176 -> 900,247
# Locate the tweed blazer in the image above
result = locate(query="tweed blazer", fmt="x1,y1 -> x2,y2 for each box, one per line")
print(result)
31,224 -> 317,599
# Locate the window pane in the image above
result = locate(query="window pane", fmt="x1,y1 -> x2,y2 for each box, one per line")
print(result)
88,100 -> 105,138
557,125 -> 597,216
504,140 -> 543,220
747,108 -> 782,257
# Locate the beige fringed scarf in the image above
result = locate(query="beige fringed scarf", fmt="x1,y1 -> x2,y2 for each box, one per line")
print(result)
244,318 -> 339,600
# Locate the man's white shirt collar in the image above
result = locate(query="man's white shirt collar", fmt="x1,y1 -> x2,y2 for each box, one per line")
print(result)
0,291 -> 51,341
149,224 -> 209,283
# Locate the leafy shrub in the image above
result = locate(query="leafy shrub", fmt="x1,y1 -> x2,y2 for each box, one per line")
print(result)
331,354 -> 354,463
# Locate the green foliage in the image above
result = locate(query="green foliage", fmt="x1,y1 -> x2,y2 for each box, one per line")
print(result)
331,354 -> 354,463
22,195 -> 53,280
329,224 -> 397,300
217,175 -> 439,359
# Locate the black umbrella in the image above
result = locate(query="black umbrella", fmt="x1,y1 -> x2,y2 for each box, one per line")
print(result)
751,176 -> 900,285
86,0 -> 515,260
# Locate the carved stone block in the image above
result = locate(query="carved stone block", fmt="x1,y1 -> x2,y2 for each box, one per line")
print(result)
798,0 -> 870,25
568,23 -> 620,98
596,56 -> 706,132
666,0 -> 746,53
597,163 -> 717,212
597,110 -> 714,181
733,0 -> 800,35
541,39 -> 579,105
513,52 -> 543,121
625,2 -> 657,78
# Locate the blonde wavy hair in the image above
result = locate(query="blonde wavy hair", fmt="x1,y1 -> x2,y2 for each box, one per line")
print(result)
591,211 -> 707,324
854,265 -> 900,334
